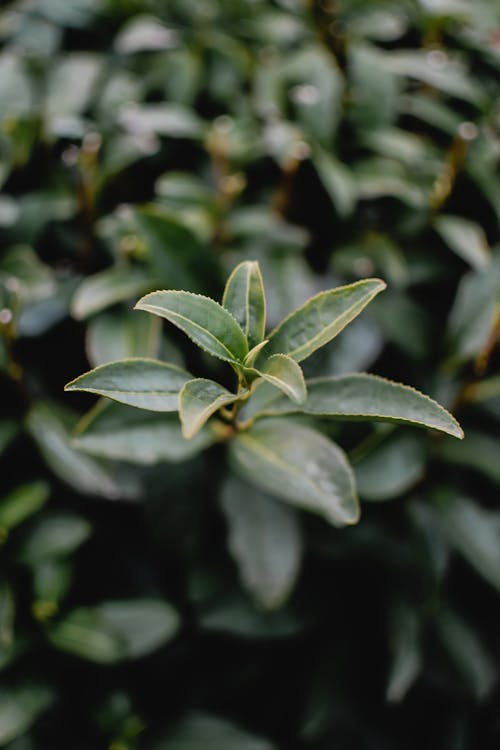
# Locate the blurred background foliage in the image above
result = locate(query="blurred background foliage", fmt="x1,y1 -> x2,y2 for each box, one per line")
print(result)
1,0 -> 500,747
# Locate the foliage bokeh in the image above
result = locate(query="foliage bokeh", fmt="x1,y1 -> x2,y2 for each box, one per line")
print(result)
1,0 -> 500,747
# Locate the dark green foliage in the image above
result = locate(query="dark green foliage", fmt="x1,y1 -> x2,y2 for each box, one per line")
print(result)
1,0 -> 500,748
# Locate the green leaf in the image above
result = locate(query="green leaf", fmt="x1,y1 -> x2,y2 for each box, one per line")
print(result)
230,419 -> 359,527
74,401 -> 217,464
33,559 -> 72,607
435,609 -> 495,700
0,685 -> 54,746
430,495 -> 500,594
119,103 -> 206,139
0,580 -> 14,647
312,146 -> 357,218
157,712 -> 276,750
248,374 -> 463,439
71,266 -> 156,320
222,260 -> 266,349
198,591 -> 305,639
47,599 -> 180,663
386,603 -> 422,703
17,513 -> 91,564
244,340 -> 269,368
354,431 -> 426,501
0,481 -> 49,533
434,215 -> 491,270
0,421 -> 18,457
26,402 -> 140,500
135,290 -> 248,365
65,358 -> 192,412
446,265 -> 499,363
179,379 -> 240,439
440,430 -> 500,483
262,278 -> 386,362
86,308 -> 162,367
220,476 -> 302,609
251,354 -> 307,405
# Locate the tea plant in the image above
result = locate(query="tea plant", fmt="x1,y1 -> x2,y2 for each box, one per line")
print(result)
66,261 -> 462,528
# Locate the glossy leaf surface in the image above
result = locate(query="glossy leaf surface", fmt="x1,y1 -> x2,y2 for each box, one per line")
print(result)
179,378 -> 240,439
251,354 -> 307,405
248,373 -> 463,438
262,278 -> 386,362
222,260 -> 266,349
230,419 -> 359,527
65,357 -> 191,411
135,290 -> 248,364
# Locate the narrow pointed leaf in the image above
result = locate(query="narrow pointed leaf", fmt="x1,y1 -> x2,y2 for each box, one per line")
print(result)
248,374 -> 463,439
65,358 -> 191,412
386,603 -> 422,703
430,495 -> 500,594
222,260 -> 266,349
230,419 -> 359,527
179,379 -> 240,439
252,354 -> 307,405
435,609 -> 495,700
263,278 -> 386,362
47,599 -> 180,664
135,290 -> 248,364
244,340 -> 269,368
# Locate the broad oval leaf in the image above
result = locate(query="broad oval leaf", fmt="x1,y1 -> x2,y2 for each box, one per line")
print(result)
86,308 -> 163,367
135,290 -> 248,364
71,266 -> 156,320
26,402 -> 140,500
0,685 -> 54,746
74,401 -> 217,464
0,481 -> 49,532
65,357 -> 191,412
157,712 -> 276,750
179,379 -> 240,439
220,476 -> 303,609
17,513 -> 92,564
222,260 -> 266,349
251,354 -> 307,405
262,278 -> 386,362
47,599 -> 180,663
230,419 -> 359,527
247,374 -> 463,439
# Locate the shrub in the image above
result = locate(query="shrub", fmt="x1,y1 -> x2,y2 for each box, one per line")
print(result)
1,0 -> 500,748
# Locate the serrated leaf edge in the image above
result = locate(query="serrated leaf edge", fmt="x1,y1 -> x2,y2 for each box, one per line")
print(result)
179,378 -> 240,439
135,290 -> 248,364
308,373 -> 464,439
266,278 -> 386,361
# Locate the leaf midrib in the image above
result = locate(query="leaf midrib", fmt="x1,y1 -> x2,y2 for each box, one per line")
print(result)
141,304 -> 241,362
237,432 -> 329,501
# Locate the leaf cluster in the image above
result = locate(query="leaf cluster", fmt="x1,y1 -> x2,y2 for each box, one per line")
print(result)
0,0 -> 500,747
